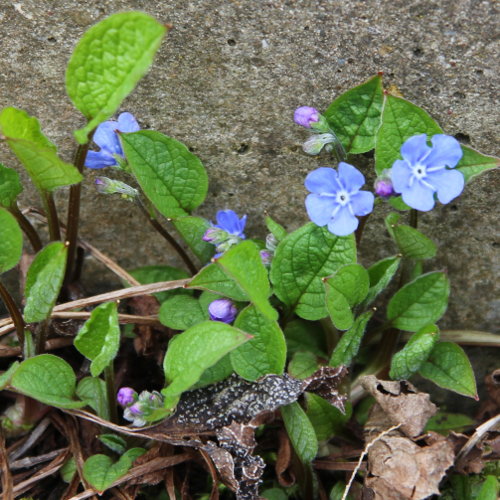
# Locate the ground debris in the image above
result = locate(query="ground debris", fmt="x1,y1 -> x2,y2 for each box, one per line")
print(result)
359,376 -> 454,500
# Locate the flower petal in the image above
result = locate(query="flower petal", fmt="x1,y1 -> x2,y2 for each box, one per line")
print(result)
84,150 -> 117,169
337,162 -> 365,192
305,167 -> 338,195
305,194 -> 336,226
424,134 -> 463,169
401,180 -> 436,211
429,168 -> 465,204
390,159 -> 412,194
350,190 -> 375,216
93,121 -> 122,155
400,134 -> 430,164
117,112 -> 140,133
327,205 -> 359,236
215,210 -> 246,237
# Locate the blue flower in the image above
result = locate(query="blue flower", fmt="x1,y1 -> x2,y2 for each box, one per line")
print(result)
116,387 -> 137,407
84,112 -> 140,169
305,163 -> 374,236
208,298 -> 238,323
390,134 -> 464,211
203,210 -> 247,254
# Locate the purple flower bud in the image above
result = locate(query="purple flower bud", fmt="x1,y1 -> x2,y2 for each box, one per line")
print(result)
202,227 -> 226,243
117,387 -> 137,407
260,250 -> 272,266
294,106 -> 320,128
208,299 -> 238,324
128,403 -> 143,416
374,170 -> 395,198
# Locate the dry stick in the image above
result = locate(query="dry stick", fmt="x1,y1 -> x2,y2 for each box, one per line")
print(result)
341,424 -> 401,500
0,427 -> 13,500
456,413 -> 500,462
8,417 -> 51,461
0,279 -> 25,345
9,447 -> 68,471
25,207 -> 140,287
0,279 -> 189,336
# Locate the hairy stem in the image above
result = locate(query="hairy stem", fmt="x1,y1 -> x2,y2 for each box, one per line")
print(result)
42,192 -> 61,241
9,204 -> 43,252
35,319 -> 50,355
65,139 -> 92,284
0,280 -> 25,346
136,198 -> 197,275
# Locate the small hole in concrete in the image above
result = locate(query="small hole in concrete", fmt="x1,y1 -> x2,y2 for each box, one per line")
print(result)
47,37 -> 57,43
227,39 -> 236,46
413,47 -> 423,56
454,132 -> 470,144
237,143 -> 249,154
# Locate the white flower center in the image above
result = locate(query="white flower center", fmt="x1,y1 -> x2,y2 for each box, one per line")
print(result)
411,163 -> 427,180
335,190 -> 350,206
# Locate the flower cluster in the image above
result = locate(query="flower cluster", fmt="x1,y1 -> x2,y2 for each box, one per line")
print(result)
116,387 -> 164,427
203,209 -> 247,256
297,105 -> 465,235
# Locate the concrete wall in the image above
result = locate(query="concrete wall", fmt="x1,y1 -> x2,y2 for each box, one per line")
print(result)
0,0 -> 498,331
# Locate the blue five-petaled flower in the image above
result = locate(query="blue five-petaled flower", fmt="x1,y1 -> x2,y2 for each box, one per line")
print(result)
391,134 -> 464,211
305,163 -> 374,236
84,112 -> 140,169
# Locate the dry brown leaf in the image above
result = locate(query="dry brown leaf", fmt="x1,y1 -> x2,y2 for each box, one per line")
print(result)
361,376 -> 437,437
447,432 -> 485,474
365,434 -> 454,500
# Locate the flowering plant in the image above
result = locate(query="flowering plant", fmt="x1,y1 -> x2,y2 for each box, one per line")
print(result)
0,11 -> 498,500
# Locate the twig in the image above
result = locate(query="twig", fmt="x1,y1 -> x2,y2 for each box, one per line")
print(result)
0,427 -> 13,500
0,279 -> 25,345
0,279 -> 189,335
8,417 -> 51,461
456,413 -> 500,462
9,447 -> 68,471
341,424 -> 400,500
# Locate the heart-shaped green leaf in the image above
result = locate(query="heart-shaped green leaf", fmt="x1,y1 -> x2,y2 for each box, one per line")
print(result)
0,207 -> 23,274
456,145 -> 499,183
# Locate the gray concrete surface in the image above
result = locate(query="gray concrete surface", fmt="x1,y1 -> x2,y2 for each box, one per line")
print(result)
0,0 -> 498,333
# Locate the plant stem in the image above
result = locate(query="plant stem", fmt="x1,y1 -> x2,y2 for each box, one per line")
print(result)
135,198 -> 197,275
105,364 -> 118,424
35,319 -> 49,355
9,204 -> 42,252
42,192 -> 61,241
320,316 -> 338,357
0,280 -> 25,346
355,213 -> 371,246
65,139 -> 92,284
409,209 -> 418,229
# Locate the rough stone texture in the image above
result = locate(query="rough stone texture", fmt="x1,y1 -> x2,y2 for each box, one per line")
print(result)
0,0 -> 498,332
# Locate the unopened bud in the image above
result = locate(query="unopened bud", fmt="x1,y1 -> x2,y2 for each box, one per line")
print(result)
302,133 -> 337,155
294,106 -> 320,128
117,387 -> 137,407
95,177 -> 138,200
374,171 -> 395,198
208,299 -> 238,324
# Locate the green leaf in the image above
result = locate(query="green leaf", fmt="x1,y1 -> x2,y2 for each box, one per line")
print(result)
306,393 -> 351,441
162,321 -> 251,409
215,241 -> 277,320
121,130 -> 208,217
390,220 -> 437,259
387,272 -> 449,332
0,207 -> 23,273
0,362 -> 19,390
288,351 -> 319,379
0,108 -> 82,191
231,305 -> 286,380
159,294 -> 208,330
83,447 -> 146,492
477,476 -> 499,500
261,488 -> 288,500
188,262 -> 248,301
325,264 -> 369,330
324,74 -> 384,154
363,256 -> 401,306
281,402 -> 318,463
61,457 -> 77,483
98,434 -> 128,455
270,223 -> 356,320
330,481 -> 352,500
265,215 -> 287,242
24,242 -> 67,323
419,342 -> 477,398
389,324 -> 440,379
388,195 -> 411,211
192,354 -> 234,389
129,265 -> 190,303
375,94 -> 442,174
11,354 -> 84,408
76,376 -> 110,420
329,311 -> 373,367
284,319 -> 327,357
424,412 -> 474,434
172,216 -> 214,264
67,12 -> 167,142
74,302 -> 120,377
0,163 -> 22,207
457,145 -> 499,183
